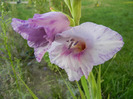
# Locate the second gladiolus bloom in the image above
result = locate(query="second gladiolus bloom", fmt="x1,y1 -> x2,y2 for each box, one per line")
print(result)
11,12 -> 124,81
11,12 -> 70,62
48,22 -> 124,81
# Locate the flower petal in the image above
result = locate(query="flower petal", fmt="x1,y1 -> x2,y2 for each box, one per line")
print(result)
28,12 -> 70,41
80,22 -> 124,65
11,12 -> 70,62
48,22 -> 123,81
48,37 -> 93,81
11,18 -> 49,62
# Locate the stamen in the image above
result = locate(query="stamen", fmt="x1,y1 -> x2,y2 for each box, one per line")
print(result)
66,40 -> 69,42
68,41 -> 74,49
74,41 -> 79,46
70,39 -> 74,41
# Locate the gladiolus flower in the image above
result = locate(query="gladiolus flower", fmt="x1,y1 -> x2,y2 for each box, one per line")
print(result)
11,12 -> 70,62
48,22 -> 124,81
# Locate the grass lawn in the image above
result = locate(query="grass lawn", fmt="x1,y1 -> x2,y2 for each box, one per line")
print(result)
81,0 -> 133,98
0,0 -> 133,98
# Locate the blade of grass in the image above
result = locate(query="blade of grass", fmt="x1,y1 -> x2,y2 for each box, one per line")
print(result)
81,76 -> 90,99
17,75 -> 38,99
76,81 -> 86,99
56,67 -> 77,99
0,7 -> 38,98
107,94 -> 110,99
0,5 -> 21,97
97,65 -> 102,99
102,54 -> 116,77
87,72 -> 97,99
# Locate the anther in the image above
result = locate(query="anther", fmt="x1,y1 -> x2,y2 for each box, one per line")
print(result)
66,40 -> 69,42
74,41 -> 79,46
70,39 -> 74,41
68,41 -> 74,49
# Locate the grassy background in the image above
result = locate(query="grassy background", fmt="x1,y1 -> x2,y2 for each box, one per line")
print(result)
81,0 -> 133,98
0,0 -> 133,98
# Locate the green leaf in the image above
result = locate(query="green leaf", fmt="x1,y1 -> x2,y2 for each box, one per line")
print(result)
56,68 -> 77,99
87,72 -> 97,99
76,81 -> 86,99
81,76 -> 90,99
97,65 -> 102,99
64,0 -> 72,12
66,83 -> 77,99
71,0 -> 81,25
107,94 -> 110,99
64,0 -> 81,26
18,75 -> 38,99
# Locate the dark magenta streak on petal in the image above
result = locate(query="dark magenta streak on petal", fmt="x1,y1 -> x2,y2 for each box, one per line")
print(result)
18,25 -> 48,47
61,46 -> 72,56
11,18 -> 50,62
73,52 -> 84,62
12,12 -> 70,62
33,14 -> 41,18
103,27 -> 109,33
49,20 -> 56,24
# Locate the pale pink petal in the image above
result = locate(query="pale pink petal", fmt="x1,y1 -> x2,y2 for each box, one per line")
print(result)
28,12 -> 70,41
48,22 -> 124,81
11,12 -> 70,62
48,35 -> 93,81
80,22 -> 124,65
11,18 -> 49,62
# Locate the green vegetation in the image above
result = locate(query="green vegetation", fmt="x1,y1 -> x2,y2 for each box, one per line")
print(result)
0,0 -> 133,98
81,0 -> 133,98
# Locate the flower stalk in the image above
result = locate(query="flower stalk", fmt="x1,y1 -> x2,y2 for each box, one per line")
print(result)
64,0 -> 81,26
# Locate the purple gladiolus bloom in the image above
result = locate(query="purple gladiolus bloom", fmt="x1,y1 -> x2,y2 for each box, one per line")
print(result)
48,22 -> 124,81
11,12 -> 70,62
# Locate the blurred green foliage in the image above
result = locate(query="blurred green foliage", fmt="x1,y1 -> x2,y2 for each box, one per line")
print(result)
0,1 -> 11,11
33,0 -> 49,13
81,0 -> 133,98
51,0 -> 70,15
43,52 -> 60,72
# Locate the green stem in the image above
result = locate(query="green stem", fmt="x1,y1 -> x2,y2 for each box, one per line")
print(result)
74,19 -> 80,26
56,67 -> 77,99
97,65 -> 102,99
102,55 -> 116,78
1,14 -> 21,99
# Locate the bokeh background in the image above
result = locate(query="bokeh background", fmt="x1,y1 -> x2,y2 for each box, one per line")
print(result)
0,0 -> 133,98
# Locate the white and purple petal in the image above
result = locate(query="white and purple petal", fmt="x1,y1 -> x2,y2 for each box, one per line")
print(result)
28,12 -> 70,41
80,22 -> 124,65
11,12 -> 70,62
48,22 -> 124,81
48,41 -> 93,81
